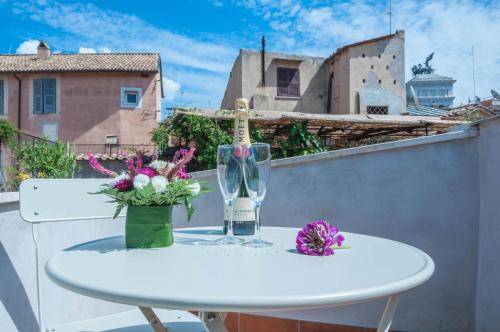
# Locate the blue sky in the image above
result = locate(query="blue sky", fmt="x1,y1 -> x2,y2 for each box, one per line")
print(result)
0,0 -> 498,110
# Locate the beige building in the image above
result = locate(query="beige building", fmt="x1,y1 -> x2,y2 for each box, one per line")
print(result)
221,31 -> 406,115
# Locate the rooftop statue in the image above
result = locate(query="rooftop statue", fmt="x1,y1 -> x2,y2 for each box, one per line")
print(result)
411,52 -> 435,77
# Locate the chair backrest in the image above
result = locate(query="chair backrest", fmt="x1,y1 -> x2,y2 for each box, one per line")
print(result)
20,178 -> 126,223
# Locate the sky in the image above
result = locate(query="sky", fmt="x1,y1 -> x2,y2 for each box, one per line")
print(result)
0,0 -> 498,110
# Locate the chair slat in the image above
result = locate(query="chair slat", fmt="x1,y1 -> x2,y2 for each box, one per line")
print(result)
19,179 -> 126,223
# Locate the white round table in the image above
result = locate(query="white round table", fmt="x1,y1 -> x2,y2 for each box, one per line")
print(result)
46,227 -> 434,332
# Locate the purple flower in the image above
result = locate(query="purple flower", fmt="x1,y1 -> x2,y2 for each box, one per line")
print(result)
113,179 -> 133,191
296,220 -> 345,256
136,166 -> 158,178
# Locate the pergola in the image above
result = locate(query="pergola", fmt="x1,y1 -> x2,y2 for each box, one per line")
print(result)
173,109 -> 465,148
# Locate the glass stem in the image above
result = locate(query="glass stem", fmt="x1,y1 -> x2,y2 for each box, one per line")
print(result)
227,201 -> 235,238
254,203 -> 261,241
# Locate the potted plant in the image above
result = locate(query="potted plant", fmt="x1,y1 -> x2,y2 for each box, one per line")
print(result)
88,148 -> 208,248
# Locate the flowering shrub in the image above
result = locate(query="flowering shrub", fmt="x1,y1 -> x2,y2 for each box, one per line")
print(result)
296,220 -> 346,256
89,148 -> 208,219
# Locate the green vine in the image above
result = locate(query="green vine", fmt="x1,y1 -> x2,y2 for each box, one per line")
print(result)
0,119 -> 18,144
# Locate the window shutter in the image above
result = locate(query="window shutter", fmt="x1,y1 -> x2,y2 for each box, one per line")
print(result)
0,80 -> 4,115
33,79 -> 43,114
43,79 -> 56,114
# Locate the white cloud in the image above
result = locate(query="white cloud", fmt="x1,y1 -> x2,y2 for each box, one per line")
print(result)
78,47 -> 96,53
98,47 -> 111,53
16,39 -> 39,54
78,47 -> 111,53
237,0 -> 500,105
163,78 -> 181,101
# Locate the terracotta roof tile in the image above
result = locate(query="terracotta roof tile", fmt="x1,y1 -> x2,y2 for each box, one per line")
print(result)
0,53 -> 160,73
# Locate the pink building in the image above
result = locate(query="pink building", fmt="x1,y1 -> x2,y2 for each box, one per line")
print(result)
0,41 -> 163,148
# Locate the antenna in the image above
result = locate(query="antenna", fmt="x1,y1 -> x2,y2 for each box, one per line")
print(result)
472,46 -> 476,101
388,0 -> 392,34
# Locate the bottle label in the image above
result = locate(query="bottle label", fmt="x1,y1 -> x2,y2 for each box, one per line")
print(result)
224,198 -> 255,222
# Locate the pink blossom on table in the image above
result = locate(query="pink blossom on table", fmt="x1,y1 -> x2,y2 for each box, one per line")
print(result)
87,153 -> 118,177
296,220 -> 345,256
136,166 -> 158,178
113,179 -> 133,191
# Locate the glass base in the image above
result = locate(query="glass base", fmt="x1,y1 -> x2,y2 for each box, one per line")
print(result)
216,235 -> 244,245
243,238 -> 273,248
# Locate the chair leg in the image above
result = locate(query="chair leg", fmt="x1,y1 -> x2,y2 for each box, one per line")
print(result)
139,307 -> 169,332
377,295 -> 400,332
199,312 -> 228,332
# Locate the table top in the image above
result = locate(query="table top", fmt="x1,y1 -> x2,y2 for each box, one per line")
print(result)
45,227 -> 434,312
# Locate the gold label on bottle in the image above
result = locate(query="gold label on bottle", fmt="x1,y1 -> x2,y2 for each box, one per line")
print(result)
223,197 -> 255,222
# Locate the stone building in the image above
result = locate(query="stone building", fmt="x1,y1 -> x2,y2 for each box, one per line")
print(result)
327,30 -> 406,115
221,31 -> 406,115
406,74 -> 456,109
221,50 -> 328,113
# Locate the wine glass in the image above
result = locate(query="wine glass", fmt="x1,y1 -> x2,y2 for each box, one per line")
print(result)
215,145 -> 245,245
242,143 -> 272,247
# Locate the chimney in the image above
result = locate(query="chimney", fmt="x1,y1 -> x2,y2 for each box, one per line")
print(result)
37,41 -> 51,60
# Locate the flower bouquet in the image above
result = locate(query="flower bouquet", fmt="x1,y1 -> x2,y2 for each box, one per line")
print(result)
88,148 -> 208,248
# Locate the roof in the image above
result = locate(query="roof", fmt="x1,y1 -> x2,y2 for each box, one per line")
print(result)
327,30 -> 404,62
442,104 -> 497,119
407,104 -> 448,117
240,49 -> 324,62
0,53 -> 161,73
407,74 -> 455,83
172,108 -> 464,148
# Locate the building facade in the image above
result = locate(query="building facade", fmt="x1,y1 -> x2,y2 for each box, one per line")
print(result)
406,74 -> 455,109
221,31 -> 406,115
221,50 -> 328,113
0,42 -> 163,145
327,30 -> 406,115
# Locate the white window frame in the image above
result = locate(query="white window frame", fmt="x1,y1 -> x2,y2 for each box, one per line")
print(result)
121,87 -> 143,108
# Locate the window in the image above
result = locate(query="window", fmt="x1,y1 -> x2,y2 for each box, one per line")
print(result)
277,68 -> 300,97
370,65 -> 374,69
393,55 -> 396,59
362,53 -> 365,58
121,87 -> 143,108
378,79 -> 382,84
0,80 -> 4,115
386,65 -> 389,70
367,106 -> 388,115
378,54 -> 381,58
393,80 -> 396,85
362,79 -> 366,83
33,78 -> 56,114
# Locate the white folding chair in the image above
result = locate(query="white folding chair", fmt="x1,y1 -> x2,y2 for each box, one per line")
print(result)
19,178 -> 207,332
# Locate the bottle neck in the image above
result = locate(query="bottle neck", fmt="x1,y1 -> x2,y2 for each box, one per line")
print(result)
233,111 -> 251,145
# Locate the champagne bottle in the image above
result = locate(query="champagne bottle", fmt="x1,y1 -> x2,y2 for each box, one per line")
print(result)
223,98 -> 256,235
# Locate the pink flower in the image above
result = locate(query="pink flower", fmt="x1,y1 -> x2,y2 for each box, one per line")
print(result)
296,221 -> 345,256
176,169 -> 190,179
113,179 -> 133,191
137,166 -> 158,178
88,153 -> 118,177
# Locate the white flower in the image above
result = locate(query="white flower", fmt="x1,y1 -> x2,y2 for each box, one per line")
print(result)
110,172 -> 129,186
149,160 -> 167,172
133,174 -> 150,190
186,182 -> 201,196
151,175 -> 168,193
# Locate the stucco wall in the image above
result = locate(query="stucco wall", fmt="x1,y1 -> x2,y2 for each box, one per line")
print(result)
221,53 -> 243,110
330,32 -> 405,115
2,121 -> 500,331
222,50 -> 328,114
2,72 -> 158,145
475,117 -> 500,331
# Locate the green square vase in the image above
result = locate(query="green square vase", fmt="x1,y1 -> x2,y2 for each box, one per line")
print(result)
125,205 -> 173,248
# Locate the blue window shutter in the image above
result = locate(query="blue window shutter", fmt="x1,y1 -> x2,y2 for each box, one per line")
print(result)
33,79 -> 43,114
0,80 -> 4,115
43,79 -> 56,114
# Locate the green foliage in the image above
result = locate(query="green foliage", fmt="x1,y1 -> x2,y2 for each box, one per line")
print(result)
94,179 -> 209,220
152,113 -> 328,171
0,119 -> 18,144
9,140 -> 76,189
270,122 -> 328,158
345,136 -> 399,148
